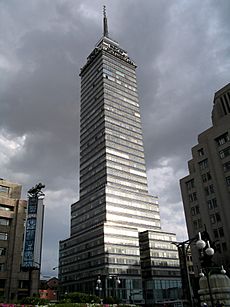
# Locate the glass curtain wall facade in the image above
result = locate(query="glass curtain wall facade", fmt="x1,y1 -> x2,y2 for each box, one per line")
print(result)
59,12 -> 181,305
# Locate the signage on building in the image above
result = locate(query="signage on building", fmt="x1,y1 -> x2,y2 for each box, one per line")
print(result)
22,193 -> 44,268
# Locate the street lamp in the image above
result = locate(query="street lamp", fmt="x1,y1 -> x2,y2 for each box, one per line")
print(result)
196,232 -> 227,307
173,230 -> 216,307
96,275 -> 102,298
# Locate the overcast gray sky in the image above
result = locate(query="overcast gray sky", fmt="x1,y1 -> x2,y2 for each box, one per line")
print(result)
0,0 -> 229,277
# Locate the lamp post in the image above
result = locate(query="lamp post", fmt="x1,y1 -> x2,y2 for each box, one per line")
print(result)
173,230 -> 216,307
195,232 -> 228,307
96,275 -> 102,300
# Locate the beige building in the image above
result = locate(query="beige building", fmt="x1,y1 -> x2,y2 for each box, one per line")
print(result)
0,179 -> 39,302
180,83 -> 230,272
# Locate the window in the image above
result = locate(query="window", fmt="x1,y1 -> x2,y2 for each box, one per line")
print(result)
210,214 -> 216,224
219,227 -> 224,237
0,204 -> 13,212
215,213 -> 221,222
209,184 -> 214,193
202,174 -> 207,182
205,185 -> 215,196
222,242 -> 227,251
188,192 -> 197,202
223,161 -> 230,172
215,243 -> 221,253
0,279 -> 5,288
213,229 -> 218,238
219,147 -> 230,159
202,172 -> 211,183
198,148 -> 204,156
186,179 -> 195,190
0,186 -> 9,194
193,220 -> 198,230
199,159 -> 208,170
0,233 -> 8,240
191,206 -> 199,216
207,198 -> 217,209
191,207 -> 195,216
0,264 -> 5,272
0,248 -> 6,256
226,176 -> 230,186
215,132 -> 229,146
0,218 -> 9,226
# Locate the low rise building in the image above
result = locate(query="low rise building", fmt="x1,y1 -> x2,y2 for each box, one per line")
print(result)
0,178 -> 39,302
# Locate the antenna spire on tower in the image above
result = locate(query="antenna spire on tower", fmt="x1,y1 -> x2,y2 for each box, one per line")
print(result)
103,5 -> 109,37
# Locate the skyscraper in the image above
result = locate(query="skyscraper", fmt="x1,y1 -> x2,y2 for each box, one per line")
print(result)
59,9 -> 181,304
180,83 -> 230,271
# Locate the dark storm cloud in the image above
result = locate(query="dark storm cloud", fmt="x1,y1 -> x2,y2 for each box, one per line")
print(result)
0,0 -> 229,275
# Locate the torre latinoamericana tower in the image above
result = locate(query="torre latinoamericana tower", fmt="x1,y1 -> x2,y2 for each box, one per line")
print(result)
59,9 -> 181,304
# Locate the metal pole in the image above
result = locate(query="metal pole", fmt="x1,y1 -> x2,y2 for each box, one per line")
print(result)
205,269 -> 215,307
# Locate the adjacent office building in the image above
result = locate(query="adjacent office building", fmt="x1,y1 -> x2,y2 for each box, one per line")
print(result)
180,83 -> 230,271
0,179 -> 39,302
59,10 -> 181,305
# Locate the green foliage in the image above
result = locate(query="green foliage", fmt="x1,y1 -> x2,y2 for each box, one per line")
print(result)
20,296 -> 49,305
63,292 -> 100,304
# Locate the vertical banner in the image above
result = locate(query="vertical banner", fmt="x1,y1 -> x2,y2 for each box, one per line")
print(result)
22,195 -> 44,268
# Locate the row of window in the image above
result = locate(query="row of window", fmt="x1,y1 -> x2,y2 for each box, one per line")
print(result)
106,189 -> 159,207
107,156 -> 145,173
104,88 -> 138,107
186,171 -> 212,190
103,57 -> 137,82
81,57 -> 102,87
72,198 -> 105,220
150,251 -> 178,259
81,93 -> 104,124
80,175 -> 106,196
219,92 -> 230,115
106,147 -> 145,164
104,91 -> 140,114
107,204 -> 159,221
104,104 -> 141,127
105,98 -> 141,122
104,76 -> 138,104
197,132 -> 230,157
60,236 -> 104,257
105,82 -> 138,103
106,121 -> 143,141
